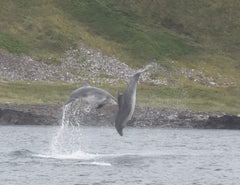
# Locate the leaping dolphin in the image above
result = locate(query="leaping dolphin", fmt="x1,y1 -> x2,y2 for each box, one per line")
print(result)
64,81 -> 117,108
115,64 -> 153,136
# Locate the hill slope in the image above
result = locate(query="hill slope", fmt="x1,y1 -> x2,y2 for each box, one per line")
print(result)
0,0 -> 239,113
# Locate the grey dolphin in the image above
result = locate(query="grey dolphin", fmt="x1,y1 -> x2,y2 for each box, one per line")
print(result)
115,64 -> 152,136
64,81 -> 117,108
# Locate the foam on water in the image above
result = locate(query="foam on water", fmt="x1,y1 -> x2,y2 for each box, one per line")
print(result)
36,150 -> 99,160
91,161 -> 112,166
35,152 -> 112,166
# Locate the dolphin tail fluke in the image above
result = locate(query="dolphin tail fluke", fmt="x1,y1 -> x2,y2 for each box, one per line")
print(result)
136,63 -> 154,74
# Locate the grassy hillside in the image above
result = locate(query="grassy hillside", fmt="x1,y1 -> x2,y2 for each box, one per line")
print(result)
0,0 -> 239,113
0,0 -> 239,80
1,0 -> 239,65
1,81 -> 239,113
0,0 -> 197,64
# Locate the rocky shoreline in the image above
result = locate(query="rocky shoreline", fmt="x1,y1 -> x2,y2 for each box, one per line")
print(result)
0,46 -> 239,129
0,103 -> 239,129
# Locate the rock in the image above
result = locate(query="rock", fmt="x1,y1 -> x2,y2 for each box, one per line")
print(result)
0,104 -> 239,129
0,46 -> 166,85
0,108 -> 58,125
206,115 -> 240,129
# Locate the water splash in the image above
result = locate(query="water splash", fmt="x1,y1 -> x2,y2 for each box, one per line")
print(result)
50,103 -> 87,155
47,106 -> 112,165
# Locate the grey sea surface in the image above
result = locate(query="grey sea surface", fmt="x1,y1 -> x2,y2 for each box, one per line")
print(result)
0,125 -> 240,185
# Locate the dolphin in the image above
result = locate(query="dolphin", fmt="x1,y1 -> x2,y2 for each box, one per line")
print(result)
115,64 -> 153,136
64,81 -> 117,108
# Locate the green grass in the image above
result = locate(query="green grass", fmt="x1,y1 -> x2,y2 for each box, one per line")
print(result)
115,0 -> 240,56
56,0 -> 197,66
0,81 -> 71,104
0,0 -> 198,66
0,32 -> 28,54
0,0 -> 239,68
0,0 -> 239,64
0,0 -> 78,59
184,85 -> 240,113
0,82 -> 239,114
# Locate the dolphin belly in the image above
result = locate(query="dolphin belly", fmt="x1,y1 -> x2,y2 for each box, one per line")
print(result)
83,94 -> 106,105
114,63 -> 154,136
115,87 -> 137,136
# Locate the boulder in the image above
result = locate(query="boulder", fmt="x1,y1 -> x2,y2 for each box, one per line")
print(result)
206,115 -> 240,129
0,109 -> 57,125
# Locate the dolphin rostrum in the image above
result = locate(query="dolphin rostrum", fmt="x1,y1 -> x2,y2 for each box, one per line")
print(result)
64,81 -> 117,108
115,64 -> 153,136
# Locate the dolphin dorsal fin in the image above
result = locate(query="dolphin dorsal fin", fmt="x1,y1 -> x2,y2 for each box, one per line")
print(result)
83,80 -> 90,87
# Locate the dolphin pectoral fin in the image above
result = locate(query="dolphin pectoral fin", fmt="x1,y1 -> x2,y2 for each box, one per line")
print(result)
117,94 -> 124,107
127,117 -> 136,125
117,91 -> 122,101
96,104 -> 105,109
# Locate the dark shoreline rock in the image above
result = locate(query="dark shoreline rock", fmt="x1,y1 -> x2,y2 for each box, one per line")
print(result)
0,104 -> 61,126
206,115 -> 240,129
0,109 -> 57,126
0,104 -> 239,129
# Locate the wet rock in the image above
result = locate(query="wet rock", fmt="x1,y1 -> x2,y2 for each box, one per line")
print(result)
0,104 -> 239,130
206,115 -> 240,129
0,109 -> 57,125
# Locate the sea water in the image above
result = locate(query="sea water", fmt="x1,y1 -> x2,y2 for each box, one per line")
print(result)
0,125 -> 240,185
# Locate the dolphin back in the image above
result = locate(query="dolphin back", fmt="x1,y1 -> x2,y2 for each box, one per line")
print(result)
64,85 -> 117,106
